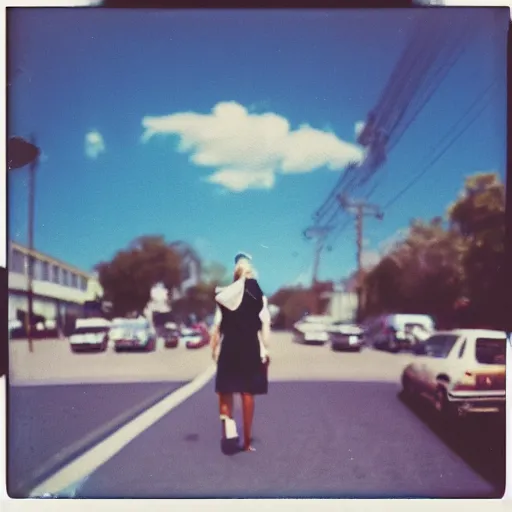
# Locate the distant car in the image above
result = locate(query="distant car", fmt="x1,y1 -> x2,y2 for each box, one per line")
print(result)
162,322 -> 180,349
401,329 -> 506,420
110,318 -> 156,352
371,314 -> 435,352
69,318 -> 110,353
184,323 -> 210,349
328,322 -> 364,352
293,315 -> 334,345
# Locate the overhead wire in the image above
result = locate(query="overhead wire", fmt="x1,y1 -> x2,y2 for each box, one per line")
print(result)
325,79 -> 494,253
305,12 -> 486,271
314,15 -> 459,225
382,81 -> 496,211
387,14 -> 482,152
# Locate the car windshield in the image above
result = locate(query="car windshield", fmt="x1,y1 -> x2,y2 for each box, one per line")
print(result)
475,337 -> 506,365
405,323 -> 428,331
424,335 -> 458,358
74,327 -> 108,335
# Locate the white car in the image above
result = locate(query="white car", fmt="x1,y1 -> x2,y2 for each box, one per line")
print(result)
401,329 -> 506,419
372,314 -> 435,352
69,318 -> 111,353
110,317 -> 156,352
293,315 -> 335,345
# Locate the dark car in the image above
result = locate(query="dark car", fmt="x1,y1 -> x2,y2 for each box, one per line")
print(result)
328,323 -> 364,352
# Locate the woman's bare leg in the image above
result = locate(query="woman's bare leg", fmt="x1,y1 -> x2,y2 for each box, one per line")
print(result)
218,393 -> 234,419
241,393 -> 255,451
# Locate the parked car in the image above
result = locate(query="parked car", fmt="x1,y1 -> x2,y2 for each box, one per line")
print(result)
293,315 -> 334,345
401,329 -> 506,420
69,318 -> 110,353
183,323 -> 210,349
110,317 -> 156,352
371,314 -> 435,352
328,322 -> 364,352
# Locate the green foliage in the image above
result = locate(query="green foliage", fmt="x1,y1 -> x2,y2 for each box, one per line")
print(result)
361,172 -> 506,328
270,282 -> 332,328
96,235 -> 230,320
95,235 -> 182,318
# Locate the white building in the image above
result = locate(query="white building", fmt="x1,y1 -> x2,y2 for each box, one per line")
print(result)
169,241 -> 202,301
8,241 -> 102,330
321,284 -> 358,323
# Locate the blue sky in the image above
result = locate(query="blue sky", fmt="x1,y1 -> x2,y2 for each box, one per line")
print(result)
8,8 -> 508,296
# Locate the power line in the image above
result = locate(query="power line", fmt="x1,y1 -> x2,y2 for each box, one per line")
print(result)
383,83 -> 495,211
387,14 -> 483,153
314,18 -> 460,227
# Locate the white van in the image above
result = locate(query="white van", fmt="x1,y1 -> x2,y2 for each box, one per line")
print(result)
69,318 -> 111,353
371,314 -> 435,352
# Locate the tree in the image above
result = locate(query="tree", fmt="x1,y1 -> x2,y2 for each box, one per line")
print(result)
95,236 -> 183,318
360,171 -> 506,329
448,172 -> 506,327
269,285 -> 329,328
361,217 -> 466,324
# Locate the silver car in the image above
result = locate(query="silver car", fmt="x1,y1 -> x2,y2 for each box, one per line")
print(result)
401,329 -> 506,420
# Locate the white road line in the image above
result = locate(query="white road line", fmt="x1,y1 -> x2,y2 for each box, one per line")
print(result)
28,364 -> 216,497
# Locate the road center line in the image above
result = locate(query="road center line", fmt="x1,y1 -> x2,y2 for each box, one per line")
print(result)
28,364 -> 216,498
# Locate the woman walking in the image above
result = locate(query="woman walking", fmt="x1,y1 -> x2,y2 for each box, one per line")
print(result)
210,253 -> 271,453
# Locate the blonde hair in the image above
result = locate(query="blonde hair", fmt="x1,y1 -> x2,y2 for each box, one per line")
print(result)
233,258 -> 256,281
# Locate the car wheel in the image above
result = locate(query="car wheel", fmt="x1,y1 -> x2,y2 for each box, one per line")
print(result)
434,387 -> 458,424
401,374 -> 415,400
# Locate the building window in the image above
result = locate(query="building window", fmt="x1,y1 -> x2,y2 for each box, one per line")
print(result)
32,257 -> 41,280
62,269 -> 70,287
52,265 -> 60,284
11,249 -> 26,274
41,261 -> 49,281
80,276 -> 88,291
71,273 -> 78,288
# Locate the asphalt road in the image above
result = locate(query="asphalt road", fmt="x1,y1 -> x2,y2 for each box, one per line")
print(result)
8,381 -> 185,497
68,380 -> 504,499
7,333 -> 506,498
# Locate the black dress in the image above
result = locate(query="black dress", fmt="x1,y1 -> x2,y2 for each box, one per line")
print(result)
215,278 -> 268,395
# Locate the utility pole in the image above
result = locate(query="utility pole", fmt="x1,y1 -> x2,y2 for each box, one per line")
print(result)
8,135 -> 40,353
303,226 -> 333,314
26,134 -> 37,353
338,195 -> 383,323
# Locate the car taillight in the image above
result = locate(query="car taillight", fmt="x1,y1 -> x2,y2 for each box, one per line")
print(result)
453,371 -> 476,391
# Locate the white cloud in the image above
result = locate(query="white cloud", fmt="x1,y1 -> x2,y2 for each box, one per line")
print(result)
85,130 -> 106,160
354,121 -> 366,139
141,101 -> 364,192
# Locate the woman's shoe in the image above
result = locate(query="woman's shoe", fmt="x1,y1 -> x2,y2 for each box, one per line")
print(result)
220,415 -> 240,455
